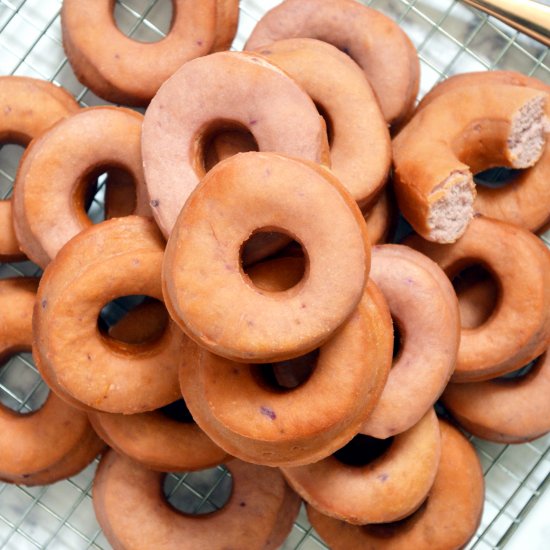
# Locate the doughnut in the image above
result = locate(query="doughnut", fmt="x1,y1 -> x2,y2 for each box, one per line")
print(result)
2,428 -> 105,487
13,107 -> 152,268
308,420 -> 484,550
393,85 -> 549,243
0,278 -> 102,482
142,51 -> 330,237
89,399 -> 228,472
407,216 -> 550,382
163,152 -> 370,363
179,258 -> 393,467
282,409 -> 440,525
253,38 -> 391,208
61,0 -> 218,106
363,187 -> 396,245
360,244 -> 459,439
410,71 -> 550,233
443,351 -> 550,443
245,0 -> 420,127
211,0 -> 240,52
33,216 -> 185,414
93,451 -> 301,550
0,76 -> 79,261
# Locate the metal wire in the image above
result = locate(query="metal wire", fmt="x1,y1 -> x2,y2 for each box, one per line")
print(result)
0,0 -> 548,549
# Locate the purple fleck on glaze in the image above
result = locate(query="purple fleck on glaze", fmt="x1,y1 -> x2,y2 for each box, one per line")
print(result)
377,473 -> 389,482
41,299 -> 47,309
150,199 -> 160,208
250,119 -> 258,126
405,277 -> 414,285
260,406 -> 276,420
196,40 -> 203,47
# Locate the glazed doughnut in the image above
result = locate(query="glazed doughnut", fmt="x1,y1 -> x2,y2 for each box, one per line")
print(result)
33,216 -> 185,414
360,244 -> 459,439
2,428 -> 105,486
253,38 -> 391,208
13,107 -> 152,268
142,51 -> 330,237
410,71 -> 550,233
308,420 -> 484,550
61,0 -> 218,106
93,451 -> 301,550
407,216 -> 550,382
363,187 -> 396,245
0,76 -> 79,261
282,409 -> 440,525
211,0 -> 240,52
245,0 -> 420,127
443,351 -> 550,443
179,258 -> 393,467
89,399 -> 228,472
163,152 -> 370,363
393,85 -> 548,243
0,278 -> 101,482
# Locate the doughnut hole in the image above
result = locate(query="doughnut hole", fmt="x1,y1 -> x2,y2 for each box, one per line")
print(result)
250,349 -> 320,393
240,231 -> 307,289
334,434 -> 395,467
201,122 -> 259,172
97,295 -> 169,346
474,166 -> 522,189
391,317 -> 405,363
451,264 -> 500,329
314,102 -> 335,148
114,0 -> 173,44
0,351 -> 49,414
163,466 -> 233,515
160,398 -> 195,424
74,165 -> 137,224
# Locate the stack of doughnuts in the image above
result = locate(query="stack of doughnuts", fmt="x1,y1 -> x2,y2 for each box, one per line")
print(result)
0,1 -> 549,549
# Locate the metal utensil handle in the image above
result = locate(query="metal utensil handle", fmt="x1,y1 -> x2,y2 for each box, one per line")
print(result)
462,0 -> 550,47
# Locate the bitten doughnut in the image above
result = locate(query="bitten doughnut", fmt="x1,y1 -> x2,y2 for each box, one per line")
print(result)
163,152 -> 370,363
407,216 -> 550,382
33,216 -> 185,414
0,76 -> 79,261
180,257 -> 393,467
93,451 -> 301,550
254,38 -> 391,208
360,244 -> 459,439
411,71 -> 550,233
245,0 -> 420,127
443,351 -> 550,443
282,409 -> 440,525
0,278 -> 102,483
393,85 -> 548,242
142,51 -> 330,237
61,0 -> 218,106
13,107 -> 151,268
308,420 -> 484,550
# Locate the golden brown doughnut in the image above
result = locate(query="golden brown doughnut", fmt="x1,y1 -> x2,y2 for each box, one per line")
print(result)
308,420 -> 484,550
211,0 -> 240,52
142,51 -> 330,237
407,216 -> 550,382
93,451 -> 301,550
33,216 -> 185,414
360,245 -> 459,438
393,85 -> 548,243
163,152 -> 370,363
411,71 -> 550,233
61,0 -> 218,106
179,260 -> 392,467
0,76 -> 79,261
245,0 -> 420,127
443,351 -> 550,443
13,107 -> 151,268
282,409 -> 440,525
254,38 -> 391,209
0,278 -> 101,482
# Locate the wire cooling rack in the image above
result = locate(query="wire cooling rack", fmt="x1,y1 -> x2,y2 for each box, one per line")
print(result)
0,0 -> 549,549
